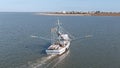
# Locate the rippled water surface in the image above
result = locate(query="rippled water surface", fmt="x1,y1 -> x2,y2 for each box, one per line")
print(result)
0,12 -> 120,68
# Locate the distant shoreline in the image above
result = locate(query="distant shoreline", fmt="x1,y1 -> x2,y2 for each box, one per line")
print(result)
36,12 -> 120,16
36,13 -> 91,16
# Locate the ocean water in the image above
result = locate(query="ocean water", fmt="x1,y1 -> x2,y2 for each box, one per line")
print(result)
0,12 -> 120,68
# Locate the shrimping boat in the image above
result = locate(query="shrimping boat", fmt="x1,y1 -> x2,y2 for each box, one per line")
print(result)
46,20 -> 71,55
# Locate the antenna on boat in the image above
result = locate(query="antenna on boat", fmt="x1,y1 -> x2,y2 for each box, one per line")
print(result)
57,18 -> 60,27
57,18 -> 59,24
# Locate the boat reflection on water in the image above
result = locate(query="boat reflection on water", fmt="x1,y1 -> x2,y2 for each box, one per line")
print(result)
46,50 -> 70,68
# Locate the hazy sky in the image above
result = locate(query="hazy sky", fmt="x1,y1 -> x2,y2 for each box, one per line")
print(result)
0,0 -> 120,12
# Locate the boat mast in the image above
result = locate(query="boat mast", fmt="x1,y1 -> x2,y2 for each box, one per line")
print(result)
57,19 -> 61,42
51,19 -> 61,44
57,19 -> 60,33
57,19 -> 62,36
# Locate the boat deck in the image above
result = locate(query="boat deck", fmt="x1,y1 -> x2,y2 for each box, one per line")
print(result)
48,44 -> 64,50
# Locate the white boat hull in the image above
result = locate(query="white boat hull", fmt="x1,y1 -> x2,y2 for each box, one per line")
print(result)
46,42 -> 70,55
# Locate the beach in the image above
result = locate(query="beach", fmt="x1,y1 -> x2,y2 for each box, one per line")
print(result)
36,12 -> 120,16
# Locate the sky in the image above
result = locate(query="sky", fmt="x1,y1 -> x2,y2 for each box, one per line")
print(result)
0,0 -> 120,12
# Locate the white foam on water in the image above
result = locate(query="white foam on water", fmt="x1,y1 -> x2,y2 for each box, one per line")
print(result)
85,35 -> 93,38
28,54 -> 57,68
30,35 -> 38,38
51,50 -> 70,68
17,50 -> 70,68
45,50 -> 70,68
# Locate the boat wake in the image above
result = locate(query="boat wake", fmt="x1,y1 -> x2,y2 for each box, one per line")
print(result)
48,50 -> 70,68
28,55 -> 57,68
19,50 -> 69,68
17,55 -> 56,68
